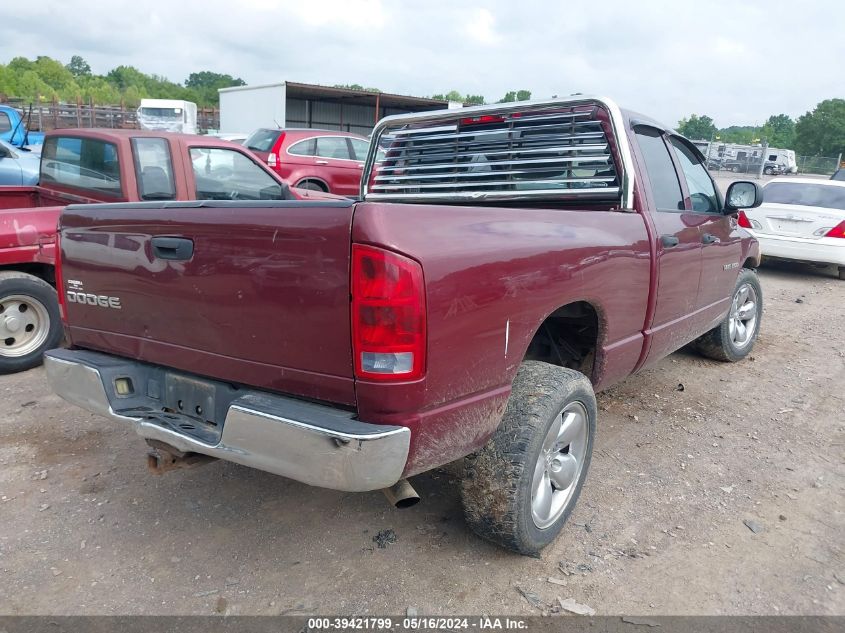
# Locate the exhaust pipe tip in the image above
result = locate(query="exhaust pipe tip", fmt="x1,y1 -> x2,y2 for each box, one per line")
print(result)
382,478 -> 420,509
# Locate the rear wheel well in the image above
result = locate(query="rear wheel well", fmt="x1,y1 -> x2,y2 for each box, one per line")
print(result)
523,302 -> 599,380
294,178 -> 328,192
0,263 -> 55,286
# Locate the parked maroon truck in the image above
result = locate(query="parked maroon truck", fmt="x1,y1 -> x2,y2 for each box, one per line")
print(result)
45,98 -> 765,554
0,129 -> 335,374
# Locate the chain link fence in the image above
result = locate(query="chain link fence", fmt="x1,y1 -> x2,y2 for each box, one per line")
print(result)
796,155 -> 840,176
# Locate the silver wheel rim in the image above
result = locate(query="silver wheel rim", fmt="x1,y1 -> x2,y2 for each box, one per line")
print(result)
531,401 -> 589,529
0,294 -> 51,358
728,283 -> 758,349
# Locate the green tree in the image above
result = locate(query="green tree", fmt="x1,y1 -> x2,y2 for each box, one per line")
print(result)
16,70 -> 57,101
186,71 -> 246,105
66,55 -> 92,78
794,99 -> 845,157
106,65 -> 150,91
677,114 -> 717,140
760,114 -> 795,149
498,89 -> 531,103
717,125 -> 759,144
464,94 -> 485,105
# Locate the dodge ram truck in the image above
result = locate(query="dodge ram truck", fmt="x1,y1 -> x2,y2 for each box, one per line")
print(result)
45,97 -> 765,554
0,129 -> 333,373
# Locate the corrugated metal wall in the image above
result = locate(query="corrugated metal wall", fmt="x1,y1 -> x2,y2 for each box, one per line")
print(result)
285,98 -> 375,136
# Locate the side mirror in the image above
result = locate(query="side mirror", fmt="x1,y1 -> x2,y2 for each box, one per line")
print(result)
725,181 -> 763,212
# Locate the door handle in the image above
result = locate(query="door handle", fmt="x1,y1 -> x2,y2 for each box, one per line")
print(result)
151,236 -> 194,261
660,234 -> 680,248
315,160 -> 328,165
702,233 -> 721,244
356,163 -> 365,169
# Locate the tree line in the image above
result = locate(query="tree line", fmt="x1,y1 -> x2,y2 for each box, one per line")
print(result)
2,55 -> 840,157
677,100 -> 845,158
0,55 -> 245,108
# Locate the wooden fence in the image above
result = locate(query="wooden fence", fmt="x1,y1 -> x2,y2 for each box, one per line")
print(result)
0,97 -> 220,133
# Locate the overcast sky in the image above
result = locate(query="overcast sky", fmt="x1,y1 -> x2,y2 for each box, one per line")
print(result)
1,0 -> 840,127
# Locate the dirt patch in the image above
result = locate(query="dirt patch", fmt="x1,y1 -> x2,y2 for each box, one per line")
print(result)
0,263 -> 842,616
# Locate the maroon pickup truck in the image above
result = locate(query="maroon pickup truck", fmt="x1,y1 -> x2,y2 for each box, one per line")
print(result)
45,97 -> 764,554
0,129 -> 335,373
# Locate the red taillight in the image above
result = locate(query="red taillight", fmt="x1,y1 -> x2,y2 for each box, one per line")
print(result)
737,210 -> 753,229
54,231 -> 67,323
351,244 -> 426,381
825,221 -> 845,238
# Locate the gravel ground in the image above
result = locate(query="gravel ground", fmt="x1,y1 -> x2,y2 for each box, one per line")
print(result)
0,262 -> 843,616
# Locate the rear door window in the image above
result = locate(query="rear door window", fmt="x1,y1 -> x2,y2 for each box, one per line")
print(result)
0,111 -> 11,133
634,127 -> 683,211
40,136 -> 122,197
131,137 -> 176,200
349,138 -> 370,161
190,147 -> 286,200
287,138 -> 316,157
316,137 -> 352,160
669,137 -> 719,213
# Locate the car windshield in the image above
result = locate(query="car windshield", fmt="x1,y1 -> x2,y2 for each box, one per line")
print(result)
764,182 -> 845,211
832,169 -> 845,182
245,129 -> 281,152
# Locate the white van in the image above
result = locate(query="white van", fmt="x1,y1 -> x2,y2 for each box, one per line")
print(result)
137,99 -> 198,135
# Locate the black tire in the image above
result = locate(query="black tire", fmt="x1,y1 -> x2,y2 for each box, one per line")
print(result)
695,268 -> 762,362
839,267 -> 845,281
0,271 -> 63,374
764,167 -> 773,175
461,361 -> 596,556
295,180 -> 326,192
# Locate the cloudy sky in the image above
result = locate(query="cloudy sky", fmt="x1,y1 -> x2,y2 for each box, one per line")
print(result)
1,0 -> 840,127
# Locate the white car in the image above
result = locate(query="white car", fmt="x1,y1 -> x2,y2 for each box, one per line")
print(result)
739,177 -> 845,280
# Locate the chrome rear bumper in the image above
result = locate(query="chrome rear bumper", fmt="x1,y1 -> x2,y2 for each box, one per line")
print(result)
44,349 -> 410,492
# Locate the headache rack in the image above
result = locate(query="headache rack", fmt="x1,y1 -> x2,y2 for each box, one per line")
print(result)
362,96 -> 634,208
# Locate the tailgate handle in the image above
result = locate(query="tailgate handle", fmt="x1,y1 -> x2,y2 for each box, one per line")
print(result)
152,237 -> 194,261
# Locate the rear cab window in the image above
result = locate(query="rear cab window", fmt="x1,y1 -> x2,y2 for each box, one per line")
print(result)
245,129 -> 282,152
0,111 -> 11,133
131,137 -> 176,200
189,147 -> 287,200
40,136 -> 123,197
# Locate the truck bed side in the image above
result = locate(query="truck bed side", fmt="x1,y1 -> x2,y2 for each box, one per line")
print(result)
351,201 -> 651,474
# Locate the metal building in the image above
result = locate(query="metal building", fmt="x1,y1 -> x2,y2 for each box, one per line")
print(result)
218,82 -> 450,136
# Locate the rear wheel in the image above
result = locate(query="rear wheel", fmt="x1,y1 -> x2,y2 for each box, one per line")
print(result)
764,167 -> 773,175
0,272 -> 63,374
839,266 -> 845,281
695,268 -> 762,362
461,362 -> 596,556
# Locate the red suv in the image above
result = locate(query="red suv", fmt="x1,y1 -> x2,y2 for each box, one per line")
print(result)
244,128 -> 370,196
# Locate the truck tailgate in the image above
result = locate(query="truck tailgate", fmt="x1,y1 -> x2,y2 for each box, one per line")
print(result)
59,200 -> 357,406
